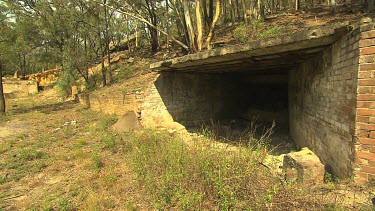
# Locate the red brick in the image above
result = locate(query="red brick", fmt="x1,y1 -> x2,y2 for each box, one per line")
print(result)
357,101 -> 371,108
371,132 -> 375,139
369,160 -> 375,166
357,109 -> 375,116
357,115 -> 370,122
360,39 -> 375,48
358,79 -> 375,86
370,117 -> 375,123
356,129 -> 369,137
358,137 -> 375,145
360,63 -> 375,70
361,47 -> 375,55
357,172 -> 369,180
358,123 -> 375,130
368,173 -> 375,179
371,146 -> 375,152
362,31 -> 375,39
357,94 -> 375,101
358,86 -> 371,94
358,71 -> 372,79
354,176 -> 367,184
357,151 -> 375,160
362,166 -> 375,174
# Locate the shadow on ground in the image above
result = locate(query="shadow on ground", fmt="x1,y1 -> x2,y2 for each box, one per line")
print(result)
7,100 -> 78,115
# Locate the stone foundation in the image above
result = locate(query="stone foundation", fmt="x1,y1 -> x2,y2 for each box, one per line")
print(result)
3,79 -> 38,98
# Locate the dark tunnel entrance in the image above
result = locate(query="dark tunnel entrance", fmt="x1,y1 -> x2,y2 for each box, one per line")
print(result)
154,67 -> 295,154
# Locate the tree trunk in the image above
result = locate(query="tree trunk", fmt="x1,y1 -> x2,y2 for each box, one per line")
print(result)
295,0 -> 299,10
258,0 -> 265,20
104,0 -> 112,84
242,0 -> 248,24
206,0 -> 221,50
101,50 -> 106,87
182,0 -> 196,52
229,0 -> 235,25
0,65 -> 5,113
202,0 -> 209,28
209,0 -> 214,25
196,0 -> 203,51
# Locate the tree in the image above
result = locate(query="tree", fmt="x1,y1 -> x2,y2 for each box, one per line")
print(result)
0,3 -> 12,113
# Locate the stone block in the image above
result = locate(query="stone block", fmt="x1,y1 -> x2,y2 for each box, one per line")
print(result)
283,147 -> 325,185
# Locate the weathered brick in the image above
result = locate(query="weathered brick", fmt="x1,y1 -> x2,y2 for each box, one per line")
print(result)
362,30 -> 375,39
358,137 -> 375,145
356,129 -> 369,137
357,109 -> 375,116
357,101 -> 371,108
368,173 -> 375,179
357,94 -> 375,101
360,63 -> 375,71
361,47 -> 375,55
358,71 -> 372,79
360,39 -> 375,48
358,123 -> 375,130
354,176 -> 367,184
357,151 -> 375,160
357,115 -> 370,123
358,79 -> 375,86
362,166 -> 375,174
360,55 -> 375,63
369,160 -> 375,166
358,86 -> 371,94
371,132 -> 375,139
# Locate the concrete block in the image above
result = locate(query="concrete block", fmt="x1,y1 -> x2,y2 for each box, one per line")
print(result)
283,147 -> 325,185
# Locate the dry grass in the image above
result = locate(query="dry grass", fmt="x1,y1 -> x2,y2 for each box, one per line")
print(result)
0,91 -> 151,210
0,90 -> 374,210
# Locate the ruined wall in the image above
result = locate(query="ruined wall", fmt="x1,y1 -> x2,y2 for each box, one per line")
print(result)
289,29 -> 359,178
354,24 -> 375,183
77,92 -> 143,117
3,79 -> 38,98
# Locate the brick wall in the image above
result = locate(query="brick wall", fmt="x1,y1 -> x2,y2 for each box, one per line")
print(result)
289,28 -> 359,178
140,72 -> 226,128
354,23 -> 375,183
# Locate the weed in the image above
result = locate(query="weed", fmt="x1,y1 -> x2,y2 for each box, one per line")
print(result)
124,202 -> 138,211
100,133 -> 118,151
58,198 -> 73,211
0,140 -> 12,153
15,148 -> 44,161
74,138 -> 87,148
71,149 -> 88,159
91,153 -> 103,171
96,114 -> 117,131
256,26 -> 282,39
103,173 -> 118,184
233,24 -> 250,42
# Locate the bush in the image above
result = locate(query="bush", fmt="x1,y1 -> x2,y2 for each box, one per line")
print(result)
56,70 -> 77,97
